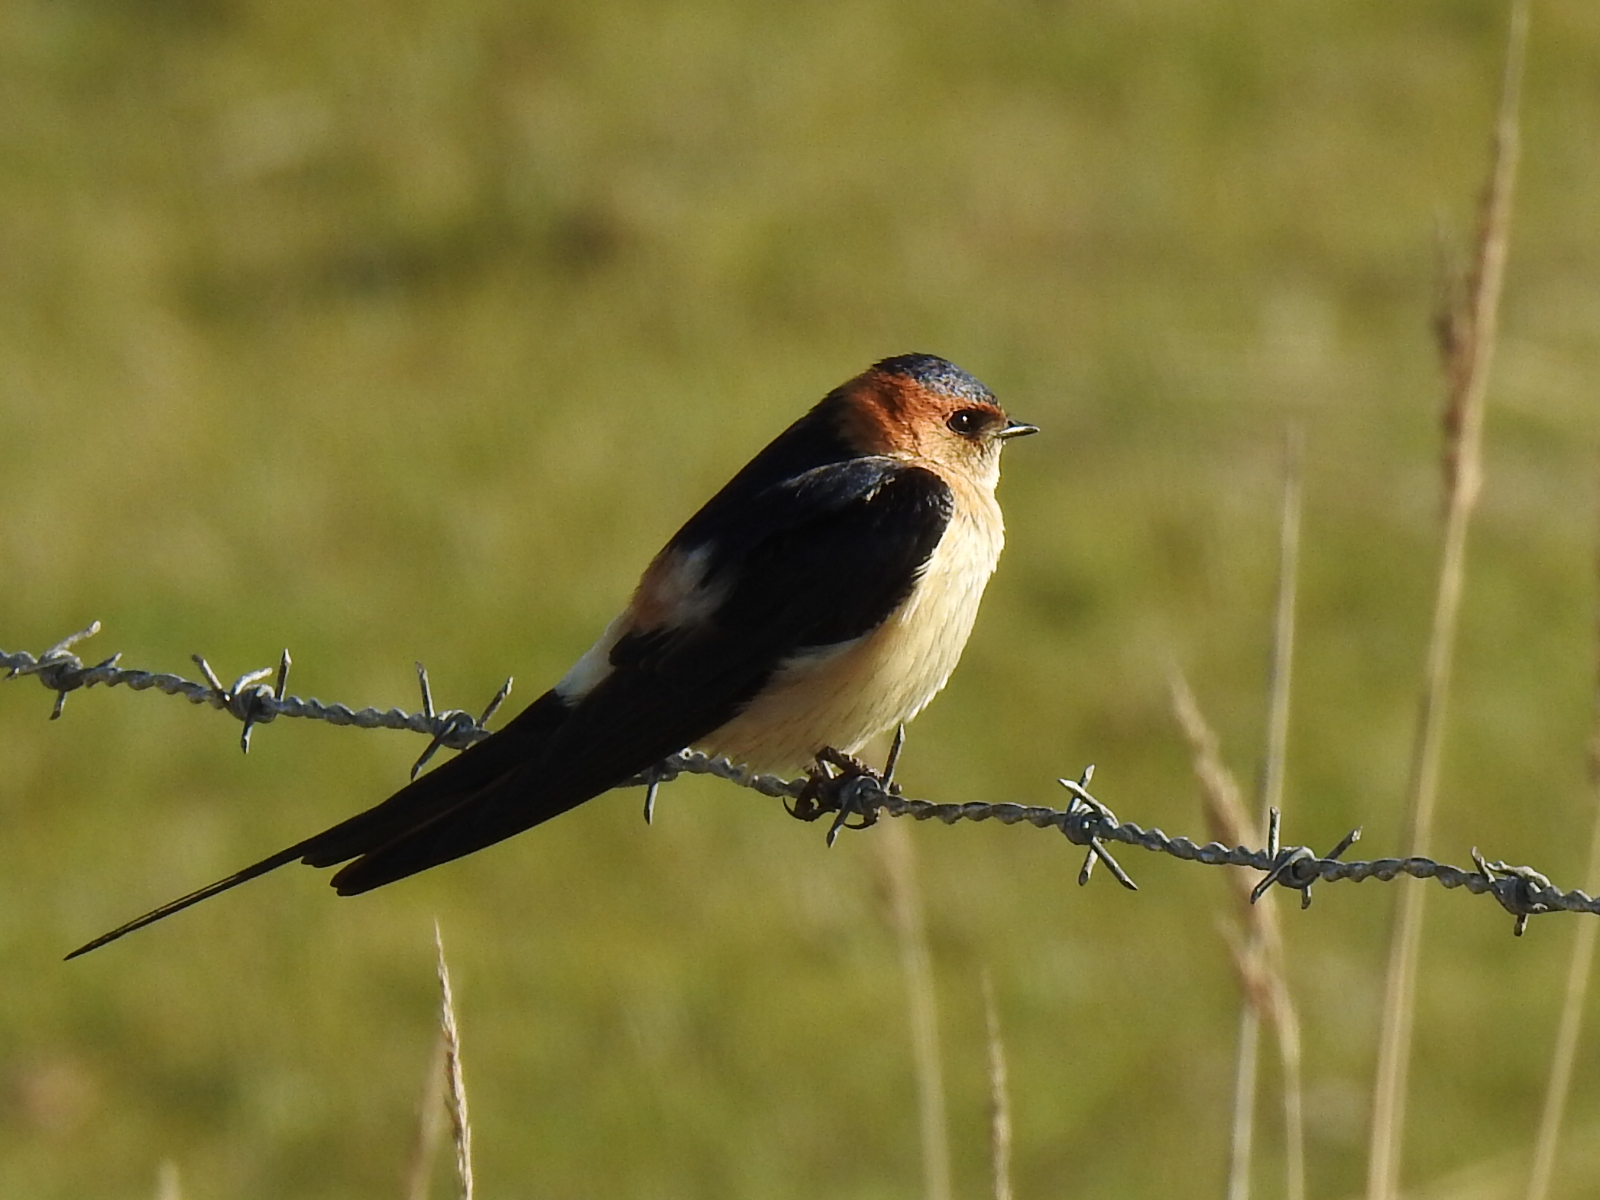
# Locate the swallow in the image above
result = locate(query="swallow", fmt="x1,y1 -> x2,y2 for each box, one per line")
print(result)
69,353 -> 1036,957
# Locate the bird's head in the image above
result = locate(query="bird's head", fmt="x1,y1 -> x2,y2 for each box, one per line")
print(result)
831,353 -> 1037,488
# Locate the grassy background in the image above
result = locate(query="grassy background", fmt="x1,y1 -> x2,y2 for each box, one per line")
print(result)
3,0 -> 1600,1196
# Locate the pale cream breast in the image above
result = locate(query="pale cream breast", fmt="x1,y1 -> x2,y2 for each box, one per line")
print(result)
698,486 -> 1005,771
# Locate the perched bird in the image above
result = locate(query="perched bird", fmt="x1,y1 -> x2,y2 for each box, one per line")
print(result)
70,353 -> 1035,957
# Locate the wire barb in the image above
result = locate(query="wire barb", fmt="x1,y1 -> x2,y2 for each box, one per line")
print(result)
639,758 -> 675,825
238,648 -> 294,754
407,664 -> 511,781
5,621 -> 108,719
1250,812 -> 1363,910
1058,768 -> 1137,890
1471,848 -> 1558,936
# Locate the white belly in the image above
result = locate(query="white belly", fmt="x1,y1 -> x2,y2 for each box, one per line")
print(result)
699,499 -> 1004,771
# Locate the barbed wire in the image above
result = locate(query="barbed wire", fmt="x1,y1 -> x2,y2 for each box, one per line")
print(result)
5,623 -> 1596,934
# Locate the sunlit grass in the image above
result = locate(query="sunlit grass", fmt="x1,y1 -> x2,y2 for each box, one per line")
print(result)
4,1 -> 1600,1196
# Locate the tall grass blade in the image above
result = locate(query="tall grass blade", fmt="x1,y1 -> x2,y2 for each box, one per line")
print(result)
1171,670 -> 1305,1200
1523,525 -> 1600,1200
879,820 -> 953,1200
1365,5 -> 1528,1198
434,921 -> 475,1200
1263,426 -> 1306,1200
981,967 -> 1014,1200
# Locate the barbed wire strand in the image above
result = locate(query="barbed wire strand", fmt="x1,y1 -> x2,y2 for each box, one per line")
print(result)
5,624 -> 1597,931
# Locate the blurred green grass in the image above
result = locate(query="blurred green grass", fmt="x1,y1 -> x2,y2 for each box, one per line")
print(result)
3,0 -> 1600,1196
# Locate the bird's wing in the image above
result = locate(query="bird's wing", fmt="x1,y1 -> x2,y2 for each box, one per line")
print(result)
324,457 -> 954,892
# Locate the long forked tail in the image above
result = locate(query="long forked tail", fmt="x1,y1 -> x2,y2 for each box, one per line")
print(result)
64,842 -> 317,960
66,690 -> 576,960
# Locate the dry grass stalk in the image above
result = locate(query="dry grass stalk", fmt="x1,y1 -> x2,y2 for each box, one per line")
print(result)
878,819 -> 953,1200
1170,670 -> 1305,1200
1366,5 -> 1528,1198
434,921 -> 475,1200
154,1160 -> 181,1200
1264,429 -> 1307,1200
1261,426 -> 1303,830
1524,802 -> 1600,1200
980,967 -> 1014,1200
1523,528 -> 1600,1200
1171,675 -> 1260,909
1262,426 -> 1304,805
1227,1008 -> 1262,1200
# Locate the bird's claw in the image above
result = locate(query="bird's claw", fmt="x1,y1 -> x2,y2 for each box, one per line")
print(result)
786,746 -> 893,844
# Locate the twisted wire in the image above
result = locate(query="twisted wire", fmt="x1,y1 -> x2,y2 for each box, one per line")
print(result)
5,625 -> 1594,931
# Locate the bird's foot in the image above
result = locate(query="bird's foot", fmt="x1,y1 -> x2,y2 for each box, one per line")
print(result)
787,743 -> 900,845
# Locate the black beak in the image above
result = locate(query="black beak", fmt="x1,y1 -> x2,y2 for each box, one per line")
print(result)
997,420 -> 1039,440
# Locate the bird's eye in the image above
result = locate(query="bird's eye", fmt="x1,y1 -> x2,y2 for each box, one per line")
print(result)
946,409 -> 991,438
